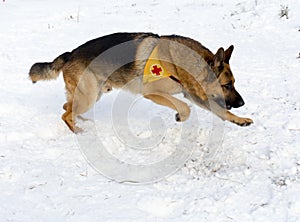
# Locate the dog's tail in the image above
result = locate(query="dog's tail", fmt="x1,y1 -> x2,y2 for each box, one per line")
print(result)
29,52 -> 71,83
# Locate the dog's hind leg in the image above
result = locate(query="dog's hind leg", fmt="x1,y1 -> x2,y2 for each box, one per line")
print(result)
63,102 -> 89,122
62,102 -> 82,133
63,102 -> 68,111
62,69 -> 100,133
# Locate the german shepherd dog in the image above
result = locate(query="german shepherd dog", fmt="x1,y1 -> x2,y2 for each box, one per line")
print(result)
29,33 -> 253,133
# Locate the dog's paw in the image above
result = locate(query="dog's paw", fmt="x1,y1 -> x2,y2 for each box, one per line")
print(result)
102,84 -> 112,93
175,113 -> 181,121
77,115 -> 90,122
74,126 -> 84,134
236,117 -> 253,127
175,112 -> 189,122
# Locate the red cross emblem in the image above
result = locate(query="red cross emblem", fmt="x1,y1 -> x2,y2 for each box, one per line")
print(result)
151,64 -> 163,76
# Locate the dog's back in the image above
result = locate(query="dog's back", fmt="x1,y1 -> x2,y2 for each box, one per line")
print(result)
29,32 -> 159,84
70,33 -> 158,63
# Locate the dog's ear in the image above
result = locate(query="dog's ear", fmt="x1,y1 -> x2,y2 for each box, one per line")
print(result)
224,45 -> 234,64
213,47 -> 225,69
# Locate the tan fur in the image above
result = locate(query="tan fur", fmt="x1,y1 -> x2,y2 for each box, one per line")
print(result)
29,33 -> 253,132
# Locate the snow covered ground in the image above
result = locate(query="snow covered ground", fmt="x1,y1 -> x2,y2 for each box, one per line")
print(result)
0,0 -> 300,221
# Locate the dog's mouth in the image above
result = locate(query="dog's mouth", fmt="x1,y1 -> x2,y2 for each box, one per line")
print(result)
226,104 -> 232,110
214,98 -> 232,110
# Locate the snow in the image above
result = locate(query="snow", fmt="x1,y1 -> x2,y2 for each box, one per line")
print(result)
0,0 -> 300,221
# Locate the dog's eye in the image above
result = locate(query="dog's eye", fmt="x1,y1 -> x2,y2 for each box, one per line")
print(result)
223,82 -> 233,90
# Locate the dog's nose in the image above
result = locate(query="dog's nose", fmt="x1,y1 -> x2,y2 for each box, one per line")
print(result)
232,97 -> 245,108
237,99 -> 245,107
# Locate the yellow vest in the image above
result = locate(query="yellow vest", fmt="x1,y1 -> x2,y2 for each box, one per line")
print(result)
143,46 -> 172,83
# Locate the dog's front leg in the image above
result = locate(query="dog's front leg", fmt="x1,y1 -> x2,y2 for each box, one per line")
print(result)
143,79 -> 190,121
144,92 -> 191,122
225,112 -> 253,126
185,92 -> 253,127
207,101 -> 253,127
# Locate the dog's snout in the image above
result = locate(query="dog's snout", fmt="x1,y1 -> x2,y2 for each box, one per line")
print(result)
237,98 -> 245,107
230,90 -> 245,108
231,99 -> 244,108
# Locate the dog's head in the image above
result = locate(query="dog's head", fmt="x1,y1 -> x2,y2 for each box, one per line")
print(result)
208,45 -> 245,110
